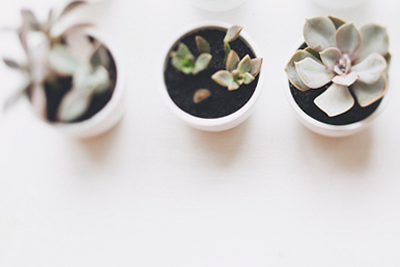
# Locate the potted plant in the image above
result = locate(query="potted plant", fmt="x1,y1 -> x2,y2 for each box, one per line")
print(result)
310,0 -> 367,10
284,16 -> 390,137
159,21 -> 264,132
190,0 -> 248,12
2,1 -> 126,138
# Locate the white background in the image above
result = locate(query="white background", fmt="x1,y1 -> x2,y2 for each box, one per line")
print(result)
1,0 -> 400,266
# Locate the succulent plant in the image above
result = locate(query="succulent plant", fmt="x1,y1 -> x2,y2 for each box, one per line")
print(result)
285,16 -> 390,117
212,50 -> 263,91
223,25 -> 243,58
170,36 -> 212,75
2,1 -> 112,122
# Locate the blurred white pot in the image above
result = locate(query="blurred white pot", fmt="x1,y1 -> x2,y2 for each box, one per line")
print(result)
32,29 -> 126,139
190,0 -> 248,12
310,0 -> 367,10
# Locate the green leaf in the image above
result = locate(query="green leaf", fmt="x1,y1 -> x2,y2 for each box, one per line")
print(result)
193,53 -> 212,75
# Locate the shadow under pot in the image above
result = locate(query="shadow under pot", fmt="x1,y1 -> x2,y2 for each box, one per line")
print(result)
29,30 -> 126,139
284,16 -> 391,138
190,0 -> 248,12
160,21 -> 264,132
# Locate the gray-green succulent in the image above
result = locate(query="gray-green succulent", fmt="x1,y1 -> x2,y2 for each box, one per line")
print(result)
285,16 -> 390,117
212,50 -> 263,91
3,1 -> 112,122
170,36 -> 212,75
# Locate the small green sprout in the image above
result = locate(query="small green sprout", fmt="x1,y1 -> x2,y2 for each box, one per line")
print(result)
170,36 -> 212,75
223,25 -> 243,58
212,50 -> 262,91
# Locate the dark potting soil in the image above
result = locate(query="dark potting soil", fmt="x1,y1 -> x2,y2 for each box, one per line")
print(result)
42,46 -> 117,123
289,43 -> 382,126
164,28 -> 259,119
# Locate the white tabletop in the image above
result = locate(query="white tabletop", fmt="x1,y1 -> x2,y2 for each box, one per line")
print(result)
1,0 -> 400,266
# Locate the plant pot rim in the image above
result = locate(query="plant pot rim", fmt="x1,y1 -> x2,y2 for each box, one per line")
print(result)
283,38 -> 391,137
28,28 -> 126,135
159,20 -> 264,130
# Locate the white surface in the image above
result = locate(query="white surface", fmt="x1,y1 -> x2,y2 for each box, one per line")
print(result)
1,0 -> 400,266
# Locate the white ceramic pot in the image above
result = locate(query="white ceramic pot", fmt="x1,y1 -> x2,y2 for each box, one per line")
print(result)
283,39 -> 390,138
159,21 -> 264,132
190,0 -> 248,12
310,0 -> 367,10
32,29 -> 126,139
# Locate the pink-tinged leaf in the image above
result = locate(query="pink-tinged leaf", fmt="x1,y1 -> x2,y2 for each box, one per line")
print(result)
351,52 -> 386,84
285,50 -> 319,91
226,50 -> 240,72
295,57 -> 335,89
303,16 -> 336,52
332,71 -> 358,86
21,9 -> 40,31
320,47 -> 342,69
212,70 -> 233,87
314,83 -> 355,117
224,25 -> 243,43
193,89 -> 211,104
352,75 -> 387,107
250,58 -> 263,77
355,24 -> 389,63
335,23 -> 362,60
58,1 -> 87,21
30,84 -> 47,120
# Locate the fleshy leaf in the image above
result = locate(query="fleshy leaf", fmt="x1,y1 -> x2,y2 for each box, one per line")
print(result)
384,53 -> 391,75
193,89 -> 211,104
195,36 -> 211,54
250,58 -> 262,77
21,9 -> 40,31
295,57 -> 335,89
314,83 -> 355,117
73,65 -> 110,94
91,45 -> 110,68
228,80 -> 240,91
332,71 -> 358,86
285,50 -> 318,91
351,52 -> 386,84
242,72 -> 255,85
3,58 -> 21,69
328,15 -> 346,29
57,89 -> 91,122
172,43 -> 194,60
30,84 -> 47,120
237,55 -> 251,74
352,75 -> 387,107
224,25 -> 243,43
58,1 -> 87,21
335,23 -> 362,60
212,70 -> 233,87
193,53 -> 212,75
320,47 -> 341,69
226,50 -> 240,72
48,44 -> 81,76
303,16 -> 336,52
355,24 -> 389,63
305,47 -> 321,61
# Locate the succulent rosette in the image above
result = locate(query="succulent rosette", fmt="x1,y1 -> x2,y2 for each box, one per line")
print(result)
285,16 -> 390,117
